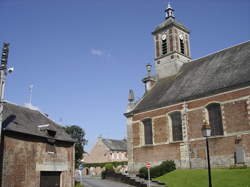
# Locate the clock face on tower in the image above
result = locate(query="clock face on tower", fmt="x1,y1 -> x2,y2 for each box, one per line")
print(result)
161,34 -> 167,40
179,34 -> 184,40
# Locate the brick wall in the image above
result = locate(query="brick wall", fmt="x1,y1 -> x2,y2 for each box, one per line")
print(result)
84,139 -> 128,163
3,133 -> 74,187
223,100 -> 250,133
132,122 -> 140,146
134,143 -> 180,162
130,87 -> 250,171
153,117 -> 168,144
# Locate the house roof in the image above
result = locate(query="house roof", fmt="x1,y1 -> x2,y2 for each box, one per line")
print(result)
101,138 -> 127,151
131,41 -> 250,114
3,102 -> 75,143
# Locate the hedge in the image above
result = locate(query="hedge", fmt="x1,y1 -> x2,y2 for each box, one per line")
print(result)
138,160 -> 176,179
82,161 -> 127,168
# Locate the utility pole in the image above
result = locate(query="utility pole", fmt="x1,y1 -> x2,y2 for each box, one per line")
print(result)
0,43 -> 10,140
0,42 -> 11,187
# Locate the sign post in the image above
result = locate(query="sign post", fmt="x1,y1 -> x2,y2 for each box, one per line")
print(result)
79,165 -> 84,185
146,162 -> 151,187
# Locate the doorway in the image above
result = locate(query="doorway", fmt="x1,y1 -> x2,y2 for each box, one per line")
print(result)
40,171 -> 61,187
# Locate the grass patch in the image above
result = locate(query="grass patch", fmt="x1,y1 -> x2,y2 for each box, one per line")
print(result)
156,168 -> 250,187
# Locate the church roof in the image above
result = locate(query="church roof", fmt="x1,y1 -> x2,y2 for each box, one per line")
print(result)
131,41 -> 250,114
152,17 -> 190,34
102,138 -> 127,151
3,102 -> 75,142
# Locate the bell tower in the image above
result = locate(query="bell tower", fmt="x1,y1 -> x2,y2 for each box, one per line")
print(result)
152,3 -> 191,79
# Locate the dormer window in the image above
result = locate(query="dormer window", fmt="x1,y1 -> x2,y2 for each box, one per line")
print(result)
47,129 -> 56,137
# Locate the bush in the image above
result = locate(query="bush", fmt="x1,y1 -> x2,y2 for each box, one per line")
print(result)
102,163 -> 115,179
83,161 -> 127,168
138,167 -> 148,178
229,165 -> 247,169
138,160 -> 176,179
74,181 -> 83,187
104,163 -> 114,173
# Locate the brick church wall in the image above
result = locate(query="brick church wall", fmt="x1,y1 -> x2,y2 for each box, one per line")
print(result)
130,87 -> 250,171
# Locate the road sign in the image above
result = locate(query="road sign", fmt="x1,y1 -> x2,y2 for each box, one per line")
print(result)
79,165 -> 84,171
146,163 -> 151,168
146,163 -> 151,187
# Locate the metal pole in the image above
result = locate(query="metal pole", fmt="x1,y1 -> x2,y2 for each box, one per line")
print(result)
0,69 -> 5,139
148,167 -> 150,187
206,137 -> 212,187
0,42 -> 10,187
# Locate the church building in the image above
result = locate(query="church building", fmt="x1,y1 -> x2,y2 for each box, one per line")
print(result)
125,3 -> 250,173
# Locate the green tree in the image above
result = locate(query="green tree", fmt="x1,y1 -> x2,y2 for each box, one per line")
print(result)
65,125 -> 87,167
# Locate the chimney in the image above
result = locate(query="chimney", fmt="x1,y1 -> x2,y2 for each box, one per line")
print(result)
142,64 -> 155,93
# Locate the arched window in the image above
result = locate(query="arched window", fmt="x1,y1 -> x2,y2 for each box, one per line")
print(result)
169,111 -> 183,141
142,118 -> 153,145
206,103 -> 224,136
162,38 -> 167,55
180,38 -> 185,54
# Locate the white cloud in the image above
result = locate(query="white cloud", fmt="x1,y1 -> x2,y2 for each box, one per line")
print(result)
91,49 -> 105,56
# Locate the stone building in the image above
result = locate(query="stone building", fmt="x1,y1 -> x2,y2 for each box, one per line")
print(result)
83,137 -> 127,175
125,3 -> 250,173
1,102 -> 75,187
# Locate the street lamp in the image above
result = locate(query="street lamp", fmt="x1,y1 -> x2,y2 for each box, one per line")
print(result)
201,122 -> 212,187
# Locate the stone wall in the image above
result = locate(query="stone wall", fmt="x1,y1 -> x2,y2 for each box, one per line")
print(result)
2,132 -> 74,187
128,87 -> 250,172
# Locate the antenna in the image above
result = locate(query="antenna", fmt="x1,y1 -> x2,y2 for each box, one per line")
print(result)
28,84 -> 33,105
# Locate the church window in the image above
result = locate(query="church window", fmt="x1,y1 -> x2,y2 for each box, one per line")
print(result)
142,118 -> 153,145
180,38 -> 185,54
206,103 -> 224,136
169,111 -> 183,141
161,34 -> 168,55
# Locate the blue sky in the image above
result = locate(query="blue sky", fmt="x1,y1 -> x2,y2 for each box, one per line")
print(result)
0,0 -> 249,152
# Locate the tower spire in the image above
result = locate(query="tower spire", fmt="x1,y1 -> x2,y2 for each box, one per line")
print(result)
165,2 -> 175,19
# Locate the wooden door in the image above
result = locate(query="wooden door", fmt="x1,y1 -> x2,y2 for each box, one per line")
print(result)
40,171 -> 60,187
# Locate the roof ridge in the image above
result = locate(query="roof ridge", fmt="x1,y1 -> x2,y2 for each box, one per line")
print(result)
4,101 -> 40,112
192,40 -> 250,63
4,101 -> 65,128
103,138 -> 125,141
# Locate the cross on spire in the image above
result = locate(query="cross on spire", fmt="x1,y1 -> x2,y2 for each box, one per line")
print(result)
165,2 -> 175,19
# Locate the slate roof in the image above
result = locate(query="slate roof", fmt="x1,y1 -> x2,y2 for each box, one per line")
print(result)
131,41 -> 250,114
3,102 -> 75,142
102,138 -> 127,151
152,17 -> 190,34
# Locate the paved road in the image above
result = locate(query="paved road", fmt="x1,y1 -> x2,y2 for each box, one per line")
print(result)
81,176 -> 134,187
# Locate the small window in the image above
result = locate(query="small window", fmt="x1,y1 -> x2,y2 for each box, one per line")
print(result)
46,143 -> 56,153
180,39 -> 185,54
170,111 -> 183,141
47,129 -> 56,137
206,103 -> 224,136
116,152 -> 119,160
162,39 -> 167,55
142,118 -> 153,145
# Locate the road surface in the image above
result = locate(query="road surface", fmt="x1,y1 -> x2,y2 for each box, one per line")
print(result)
81,176 -> 134,187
